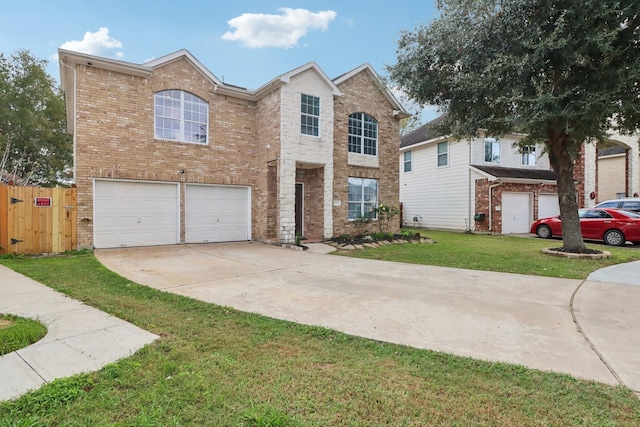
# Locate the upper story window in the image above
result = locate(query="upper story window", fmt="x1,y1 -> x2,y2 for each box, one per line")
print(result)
301,94 -> 320,136
155,90 -> 208,144
522,145 -> 536,166
437,141 -> 448,167
484,138 -> 500,163
403,151 -> 412,172
348,113 -> 378,156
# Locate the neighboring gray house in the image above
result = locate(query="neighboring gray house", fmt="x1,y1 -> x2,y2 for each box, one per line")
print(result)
399,117 -> 597,234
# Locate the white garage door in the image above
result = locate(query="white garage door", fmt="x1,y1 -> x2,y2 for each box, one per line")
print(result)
94,180 -> 179,249
502,192 -> 532,234
538,194 -> 560,219
185,184 -> 250,243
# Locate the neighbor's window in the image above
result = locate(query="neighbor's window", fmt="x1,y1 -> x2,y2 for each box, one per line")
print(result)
348,177 -> 378,220
437,142 -> 448,167
484,138 -> 500,163
155,90 -> 208,144
522,145 -> 536,165
301,93 -> 320,136
403,151 -> 412,172
348,112 -> 378,155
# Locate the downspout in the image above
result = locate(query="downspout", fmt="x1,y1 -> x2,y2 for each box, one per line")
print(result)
488,181 -> 502,232
60,58 -> 77,184
468,141 -> 472,230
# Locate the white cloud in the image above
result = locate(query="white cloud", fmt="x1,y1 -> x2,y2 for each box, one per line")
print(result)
222,8 -> 337,48
60,27 -> 124,58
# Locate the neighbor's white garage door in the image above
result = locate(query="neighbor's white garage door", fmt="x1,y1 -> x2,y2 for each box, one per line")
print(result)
502,192 -> 532,234
94,180 -> 179,249
538,194 -> 560,219
185,184 -> 250,243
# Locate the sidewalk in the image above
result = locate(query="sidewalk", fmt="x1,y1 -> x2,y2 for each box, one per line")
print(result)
0,265 -> 159,402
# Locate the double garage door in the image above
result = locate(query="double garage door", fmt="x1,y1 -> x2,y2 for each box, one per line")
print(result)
94,180 -> 250,248
501,192 -> 559,234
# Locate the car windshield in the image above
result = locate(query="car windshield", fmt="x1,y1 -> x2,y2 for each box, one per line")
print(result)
595,201 -> 619,208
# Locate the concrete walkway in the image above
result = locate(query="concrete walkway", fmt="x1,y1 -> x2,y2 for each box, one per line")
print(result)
1,242 -> 638,402
0,266 -> 159,401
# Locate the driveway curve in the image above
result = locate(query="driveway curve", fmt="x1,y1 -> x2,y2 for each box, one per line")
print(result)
95,242 -> 640,393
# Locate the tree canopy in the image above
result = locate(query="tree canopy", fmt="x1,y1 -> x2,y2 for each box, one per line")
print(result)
389,0 -> 640,252
0,49 -> 71,186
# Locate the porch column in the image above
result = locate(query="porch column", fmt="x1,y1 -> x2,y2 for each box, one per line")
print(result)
323,163 -> 334,239
583,142 -> 597,208
629,138 -> 640,197
279,157 -> 296,244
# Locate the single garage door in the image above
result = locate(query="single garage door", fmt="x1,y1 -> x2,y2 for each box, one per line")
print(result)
538,194 -> 560,219
94,180 -> 180,248
502,192 -> 532,234
185,184 -> 250,243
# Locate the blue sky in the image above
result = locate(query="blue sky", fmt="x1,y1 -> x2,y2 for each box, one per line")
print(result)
1,1 -> 440,122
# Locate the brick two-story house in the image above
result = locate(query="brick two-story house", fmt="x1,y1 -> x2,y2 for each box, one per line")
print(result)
58,49 -> 407,249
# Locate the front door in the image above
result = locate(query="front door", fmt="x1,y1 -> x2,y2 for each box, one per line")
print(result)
295,183 -> 303,237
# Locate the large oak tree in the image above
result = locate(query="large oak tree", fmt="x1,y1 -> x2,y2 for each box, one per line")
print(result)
388,0 -> 640,252
0,50 -> 71,186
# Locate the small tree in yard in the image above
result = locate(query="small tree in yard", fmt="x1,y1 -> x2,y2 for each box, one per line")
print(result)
388,0 -> 640,253
372,201 -> 399,233
0,50 -> 71,186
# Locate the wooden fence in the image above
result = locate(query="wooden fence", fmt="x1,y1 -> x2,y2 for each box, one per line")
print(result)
0,185 -> 77,255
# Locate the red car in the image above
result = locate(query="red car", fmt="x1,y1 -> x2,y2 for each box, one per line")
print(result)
530,208 -> 640,246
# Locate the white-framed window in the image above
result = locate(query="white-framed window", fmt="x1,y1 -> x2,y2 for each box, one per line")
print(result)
522,145 -> 536,165
437,141 -> 448,167
403,151 -> 412,172
484,138 -> 500,163
348,112 -> 378,155
348,177 -> 378,220
154,90 -> 208,144
301,93 -> 320,136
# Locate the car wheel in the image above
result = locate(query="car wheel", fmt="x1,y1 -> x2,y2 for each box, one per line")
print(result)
603,229 -> 625,246
536,224 -> 552,239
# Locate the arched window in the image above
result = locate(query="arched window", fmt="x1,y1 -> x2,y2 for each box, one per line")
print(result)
154,90 -> 208,144
348,113 -> 377,156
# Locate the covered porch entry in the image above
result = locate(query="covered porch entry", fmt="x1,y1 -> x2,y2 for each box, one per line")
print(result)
294,162 -> 326,241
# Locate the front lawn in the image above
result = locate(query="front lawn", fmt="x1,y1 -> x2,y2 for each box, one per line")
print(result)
0,252 -> 639,425
335,229 -> 640,279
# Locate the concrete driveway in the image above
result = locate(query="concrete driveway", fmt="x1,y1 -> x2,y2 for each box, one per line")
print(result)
95,242 -> 640,394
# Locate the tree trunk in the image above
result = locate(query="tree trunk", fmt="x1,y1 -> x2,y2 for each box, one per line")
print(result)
547,131 -> 588,253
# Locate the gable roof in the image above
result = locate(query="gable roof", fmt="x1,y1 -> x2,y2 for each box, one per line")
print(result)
58,48 -> 407,134
333,63 -> 409,119
400,115 -> 447,149
471,165 -> 557,183
144,49 -> 225,86
253,61 -> 342,98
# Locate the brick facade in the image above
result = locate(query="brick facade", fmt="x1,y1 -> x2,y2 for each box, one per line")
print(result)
59,49 -> 404,248
333,71 -> 401,237
473,143 -> 588,233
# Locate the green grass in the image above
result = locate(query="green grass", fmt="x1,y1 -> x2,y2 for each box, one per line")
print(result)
0,251 -> 639,426
0,314 -> 47,356
336,229 -> 640,279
